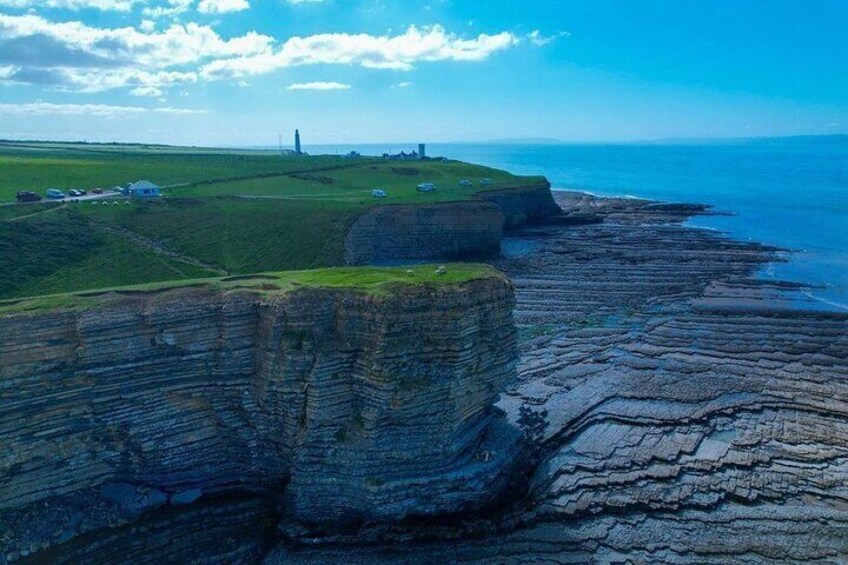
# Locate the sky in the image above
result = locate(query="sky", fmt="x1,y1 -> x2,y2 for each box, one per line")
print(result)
0,0 -> 846,145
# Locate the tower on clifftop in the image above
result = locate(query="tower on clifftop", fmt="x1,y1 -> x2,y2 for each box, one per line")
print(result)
295,129 -> 302,155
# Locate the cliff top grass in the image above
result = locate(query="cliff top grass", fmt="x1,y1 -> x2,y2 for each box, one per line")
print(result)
0,140 -> 543,204
1,141 -> 545,300
0,264 -> 501,315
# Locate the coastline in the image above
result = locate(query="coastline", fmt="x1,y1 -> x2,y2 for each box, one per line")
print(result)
2,170 -> 847,562
552,186 -> 848,314
427,139 -> 848,315
268,188 -> 848,563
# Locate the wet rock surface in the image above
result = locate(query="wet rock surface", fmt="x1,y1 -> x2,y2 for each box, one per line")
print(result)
268,191 -> 848,563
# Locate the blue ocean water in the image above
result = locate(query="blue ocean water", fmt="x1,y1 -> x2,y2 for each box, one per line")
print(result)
310,137 -> 848,311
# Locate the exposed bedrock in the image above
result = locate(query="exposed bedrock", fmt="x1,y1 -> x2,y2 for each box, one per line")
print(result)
0,277 -> 521,561
344,183 -> 562,265
268,190 -> 848,563
475,180 -> 562,229
343,201 -> 504,265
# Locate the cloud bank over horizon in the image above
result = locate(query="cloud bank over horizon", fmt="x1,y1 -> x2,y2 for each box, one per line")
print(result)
0,11 -> 523,98
0,0 -> 843,144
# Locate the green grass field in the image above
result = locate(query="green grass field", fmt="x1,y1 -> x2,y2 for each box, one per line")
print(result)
0,140 -> 352,203
0,264 -> 500,315
0,141 -> 545,300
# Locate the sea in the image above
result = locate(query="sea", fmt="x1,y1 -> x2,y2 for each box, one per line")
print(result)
304,137 -> 848,311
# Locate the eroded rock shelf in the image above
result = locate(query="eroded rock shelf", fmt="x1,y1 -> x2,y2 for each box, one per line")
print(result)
269,191 -> 848,564
3,187 -> 848,564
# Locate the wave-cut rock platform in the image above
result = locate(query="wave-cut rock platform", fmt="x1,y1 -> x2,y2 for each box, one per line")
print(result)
269,191 -> 848,564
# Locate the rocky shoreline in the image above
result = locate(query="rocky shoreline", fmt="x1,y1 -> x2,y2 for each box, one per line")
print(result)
269,190 -> 848,563
3,187 -> 847,563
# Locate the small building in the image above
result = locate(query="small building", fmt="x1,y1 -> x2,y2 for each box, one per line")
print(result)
372,189 -> 387,198
385,149 -> 419,161
416,182 -> 436,192
127,180 -> 161,199
418,143 -> 426,159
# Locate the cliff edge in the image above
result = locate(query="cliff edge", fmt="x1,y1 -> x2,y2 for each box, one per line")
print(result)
344,181 -> 560,265
0,268 -> 521,562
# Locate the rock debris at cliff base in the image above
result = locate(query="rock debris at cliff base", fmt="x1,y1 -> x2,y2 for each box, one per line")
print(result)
268,191 -> 848,564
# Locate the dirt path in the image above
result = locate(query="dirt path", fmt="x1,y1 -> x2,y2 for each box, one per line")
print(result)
6,203 -> 66,222
97,224 -> 229,276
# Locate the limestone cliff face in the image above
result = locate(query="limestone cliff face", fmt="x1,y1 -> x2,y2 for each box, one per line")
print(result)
272,191 -> 848,564
344,201 -> 504,265
0,277 -> 519,560
344,183 -> 561,265
476,180 -> 561,229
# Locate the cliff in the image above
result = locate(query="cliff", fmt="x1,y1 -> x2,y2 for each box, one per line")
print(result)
475,180 -> 561,229
0,270 -> 520,562
344,182 -> 561,266
344,201 -> 504,265
268,191 -> 848,564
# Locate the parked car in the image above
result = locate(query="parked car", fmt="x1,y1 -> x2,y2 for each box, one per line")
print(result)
480,178 -> 492,186
68,189 -> 83,197
372,189 -> 387,198
46,188 -> 66,199
459,179 -> 473,187
16,191 -> 42,202
416,182 -> 436,192
92,188 -> 104,194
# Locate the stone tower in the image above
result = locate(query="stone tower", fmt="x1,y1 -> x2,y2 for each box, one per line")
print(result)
295,129 -> 302,155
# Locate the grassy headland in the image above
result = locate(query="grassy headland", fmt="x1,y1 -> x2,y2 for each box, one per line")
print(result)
0,141 -> 544,299
0,263 -> 500,315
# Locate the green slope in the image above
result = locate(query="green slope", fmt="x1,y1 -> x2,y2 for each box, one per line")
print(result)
0,141 -> 546,299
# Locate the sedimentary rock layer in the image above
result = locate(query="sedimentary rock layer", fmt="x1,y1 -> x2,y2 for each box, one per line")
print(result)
344,183 -> 561,265
0,276 -> 519,562
269,191 -> 848,564
476,181 -> 562,229
343,201 -> 503,265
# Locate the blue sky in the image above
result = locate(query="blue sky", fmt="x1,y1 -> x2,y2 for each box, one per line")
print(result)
0,0 -> 846,145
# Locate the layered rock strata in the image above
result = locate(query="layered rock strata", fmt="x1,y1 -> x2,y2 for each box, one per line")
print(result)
475,180 -> 562,229
343,201 -> 504,265
269,191 -> 848,563
344,183 -> 562,265
0,276 -> 520,562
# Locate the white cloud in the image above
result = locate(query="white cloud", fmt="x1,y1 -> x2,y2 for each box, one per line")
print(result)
0,102 -> 205,115
197,0 -> 249,14
141,0 -> 194,18
287,81 -> 350,91
0,15 -> 519,94
392,81 -> 412,88
527,29 -> 569,47
0,0 -> 137,11
285,0 -> 326,4
0,14 -> 273,92
130,85 -> 163,96
203,25 -> 518,79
